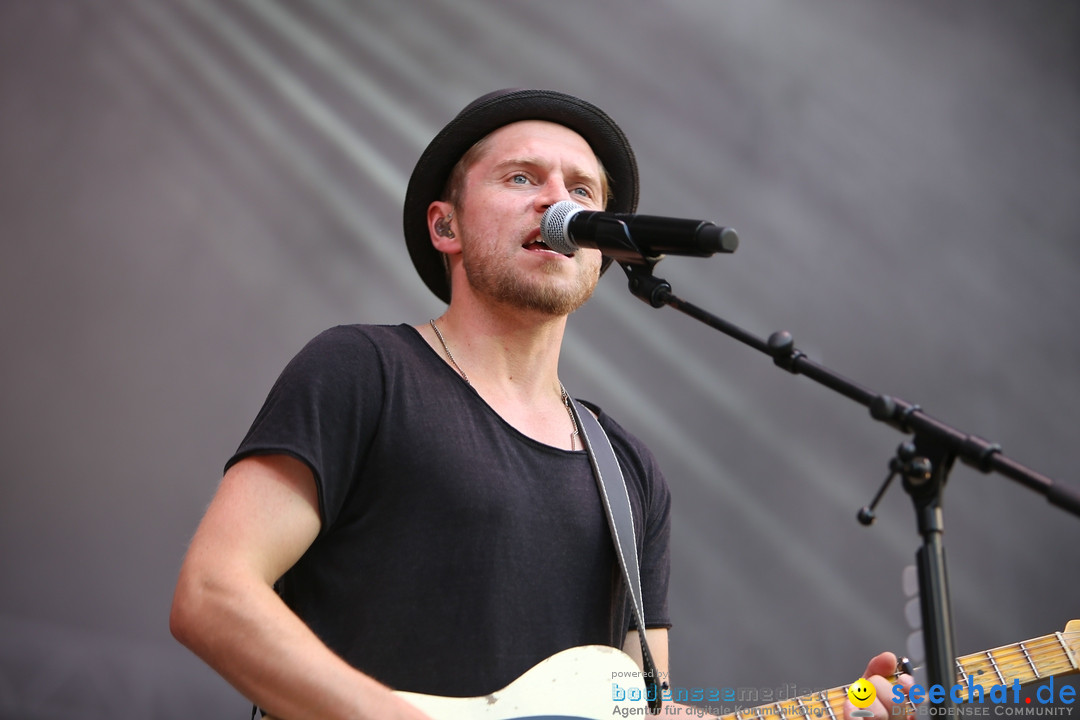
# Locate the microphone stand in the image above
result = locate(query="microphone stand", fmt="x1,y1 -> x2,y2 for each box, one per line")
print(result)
617,256 -> 1080,704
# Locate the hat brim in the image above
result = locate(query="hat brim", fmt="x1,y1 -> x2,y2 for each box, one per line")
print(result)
403,89 -> 639,304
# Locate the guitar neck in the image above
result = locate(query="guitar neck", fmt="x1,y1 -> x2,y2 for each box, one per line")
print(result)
719,621 -> 1080,720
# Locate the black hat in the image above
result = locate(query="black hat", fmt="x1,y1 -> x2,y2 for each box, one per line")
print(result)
403,88 -> 639,303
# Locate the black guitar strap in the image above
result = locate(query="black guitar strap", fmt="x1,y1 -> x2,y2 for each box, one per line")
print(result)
566,396 -> 663,714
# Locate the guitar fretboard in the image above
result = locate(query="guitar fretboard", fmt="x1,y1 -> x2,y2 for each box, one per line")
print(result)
954,629 -> 1078,691
719,625 -> 1079,720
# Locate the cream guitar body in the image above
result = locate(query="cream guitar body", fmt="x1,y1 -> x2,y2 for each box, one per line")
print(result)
398,644 -> 647,719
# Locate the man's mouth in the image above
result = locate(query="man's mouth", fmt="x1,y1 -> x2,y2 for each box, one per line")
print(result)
522,236 -> 573,257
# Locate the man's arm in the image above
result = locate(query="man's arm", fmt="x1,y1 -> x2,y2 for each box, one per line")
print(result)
169,454 -> 430,720
626,629 -> 723,718
622,627 -> 670,682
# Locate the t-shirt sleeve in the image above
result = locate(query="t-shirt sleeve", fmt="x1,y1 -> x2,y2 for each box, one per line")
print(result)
637,446 -> 672,629
225,326 -> 384,532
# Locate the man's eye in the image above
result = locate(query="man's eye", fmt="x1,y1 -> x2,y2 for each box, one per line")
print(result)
572,187 -> 591,198
511,174 -> 530,185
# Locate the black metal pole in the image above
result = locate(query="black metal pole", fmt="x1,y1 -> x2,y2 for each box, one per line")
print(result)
905,435 -> 957,702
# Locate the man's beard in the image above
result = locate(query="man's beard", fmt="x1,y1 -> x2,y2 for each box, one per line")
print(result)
461,240 -> 600,316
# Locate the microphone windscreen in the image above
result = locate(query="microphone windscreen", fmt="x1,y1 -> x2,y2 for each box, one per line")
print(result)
540,201 -> 584,254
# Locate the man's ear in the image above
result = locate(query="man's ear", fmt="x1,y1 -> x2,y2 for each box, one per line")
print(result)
427,201 -> 460,253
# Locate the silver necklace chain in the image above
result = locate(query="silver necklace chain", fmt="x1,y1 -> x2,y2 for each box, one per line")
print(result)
429,318 -> 469,385
429,319 -> 579,447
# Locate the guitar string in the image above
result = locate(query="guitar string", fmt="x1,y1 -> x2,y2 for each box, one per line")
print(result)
960,633 -> 1078,673
891,631 -> 1080,681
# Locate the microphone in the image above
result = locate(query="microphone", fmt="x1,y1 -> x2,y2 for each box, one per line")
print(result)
540,200 -> 738,263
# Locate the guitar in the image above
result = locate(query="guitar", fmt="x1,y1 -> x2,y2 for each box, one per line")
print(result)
267,620 -> 1079,720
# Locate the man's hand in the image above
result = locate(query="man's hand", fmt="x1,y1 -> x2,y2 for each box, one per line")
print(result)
844,652 -> 916,720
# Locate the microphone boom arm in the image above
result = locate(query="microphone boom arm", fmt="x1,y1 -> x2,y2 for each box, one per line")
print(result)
618,260 -> 1080,519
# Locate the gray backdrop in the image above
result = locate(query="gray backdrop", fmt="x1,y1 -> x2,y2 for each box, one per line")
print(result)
1,1 -> 1077,717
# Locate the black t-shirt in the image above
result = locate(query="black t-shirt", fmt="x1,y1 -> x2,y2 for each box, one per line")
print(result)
227,324 -> 671,697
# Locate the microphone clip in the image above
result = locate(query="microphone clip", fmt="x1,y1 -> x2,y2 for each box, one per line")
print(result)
621,259 -> 672,308
592,216 -> 666,267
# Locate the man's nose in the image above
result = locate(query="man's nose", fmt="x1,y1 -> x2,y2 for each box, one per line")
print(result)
535,176 -> 574,210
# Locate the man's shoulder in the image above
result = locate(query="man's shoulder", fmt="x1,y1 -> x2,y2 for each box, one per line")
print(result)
299,323 -> 421,357
277,324 -> 425,381
579,399 -> 661,477
577,399 -> 671,529
578,399 -> 638,445
309,322 -> 414,344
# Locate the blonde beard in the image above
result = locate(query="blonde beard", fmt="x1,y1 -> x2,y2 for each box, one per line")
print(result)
461,246 -> 601,316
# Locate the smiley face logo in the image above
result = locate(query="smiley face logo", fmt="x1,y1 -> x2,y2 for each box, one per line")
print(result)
847,677 -> 877,710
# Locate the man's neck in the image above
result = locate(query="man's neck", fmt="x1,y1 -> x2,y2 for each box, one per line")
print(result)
425,299 -> 568,403
418,291 -> 583,450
